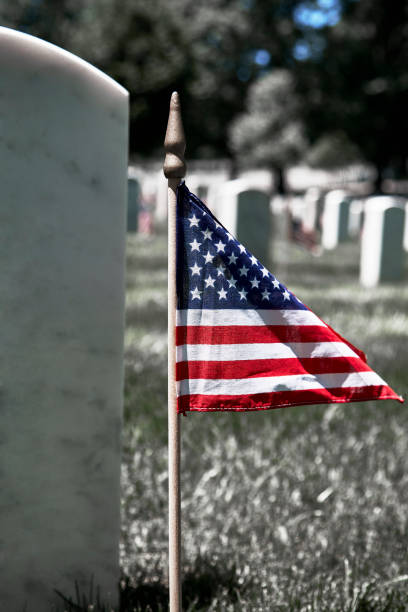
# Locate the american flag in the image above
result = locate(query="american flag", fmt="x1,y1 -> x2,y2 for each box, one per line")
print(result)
175,183 -> 402,414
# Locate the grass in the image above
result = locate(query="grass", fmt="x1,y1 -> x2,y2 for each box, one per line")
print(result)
117,219 -> 408,611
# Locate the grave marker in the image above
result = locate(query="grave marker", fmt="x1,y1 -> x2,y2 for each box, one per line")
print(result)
0,27 -> 128,611
321,190 -> 351,250
360,196 -> 405,287
127,174 -> 140,232
215,180 -> 271,266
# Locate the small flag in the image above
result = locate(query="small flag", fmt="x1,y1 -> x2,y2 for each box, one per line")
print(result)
176,183 -> 403,414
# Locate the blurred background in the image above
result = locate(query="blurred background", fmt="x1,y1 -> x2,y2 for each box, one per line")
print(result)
2,0 -> 408,190
3,2 -> 408,610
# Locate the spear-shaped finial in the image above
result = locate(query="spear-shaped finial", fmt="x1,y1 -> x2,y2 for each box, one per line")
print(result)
164,91 -> 186,179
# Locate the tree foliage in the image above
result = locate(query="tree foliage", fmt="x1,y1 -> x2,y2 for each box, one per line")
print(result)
229,70 -> 307,190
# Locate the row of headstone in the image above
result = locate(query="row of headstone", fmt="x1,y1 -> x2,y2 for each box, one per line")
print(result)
319,190 -> 407,287
0,26 -> 127,611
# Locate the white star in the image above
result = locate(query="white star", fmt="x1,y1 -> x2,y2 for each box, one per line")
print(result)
217,264 -> 226,276
260,267 -> 269,278
215,240 -> 226,253
228,252 -> 238,265
214,221 -> 222,229
190,262 -> 202,276
238,288 -> 248,301
250,255 -> 258,266
238,244 -> 246,254
226,232 -> 235,242
227,277 -> 237,288
262,289 -> 270,300
250,277 -> 260,288
190,287 -> 202,300
282,289 -> 290,301
203,250 -> 214,264
217,287 -> 228,300
201,228 -> 213,240
189,238 -> 201,252
189,214 -> 200,227
239,265 -> 249,277
272,278 -> 280,289
204,275 -> 216,288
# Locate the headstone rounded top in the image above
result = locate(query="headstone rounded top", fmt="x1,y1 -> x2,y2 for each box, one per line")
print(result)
0,26 -> 128,99
325,189 -> 349,205
365,195 -> 406,211
218,178 -> 269,196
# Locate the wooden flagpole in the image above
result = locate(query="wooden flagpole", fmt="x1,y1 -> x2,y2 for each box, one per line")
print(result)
164,91 -> 186,612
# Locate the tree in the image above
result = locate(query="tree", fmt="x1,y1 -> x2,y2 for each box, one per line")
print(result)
229,70 -> 307,193
297,0 -> 408,191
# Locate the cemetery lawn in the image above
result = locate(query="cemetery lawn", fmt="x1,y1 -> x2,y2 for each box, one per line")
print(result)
121,225 -> 408,611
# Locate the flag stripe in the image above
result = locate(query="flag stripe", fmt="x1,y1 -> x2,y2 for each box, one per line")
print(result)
177,370 -> 387,397
177,385 -> 401,412
175,184 -> 402,413
176,341 -> 359,363
176,324 -> 340,345
176,356 -> 372,380
176,308 -> 325,327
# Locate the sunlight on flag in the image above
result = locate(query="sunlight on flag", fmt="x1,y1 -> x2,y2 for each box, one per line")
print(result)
175,183 -> 403,413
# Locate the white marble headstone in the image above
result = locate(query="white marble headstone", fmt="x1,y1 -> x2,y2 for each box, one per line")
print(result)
214,179 -> 272,266
360,196 -> 405,287
0,27 -> 128,611
321,189 -> 351,250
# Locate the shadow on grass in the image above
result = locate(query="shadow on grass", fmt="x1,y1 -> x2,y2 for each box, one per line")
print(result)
119,558 -> 245,611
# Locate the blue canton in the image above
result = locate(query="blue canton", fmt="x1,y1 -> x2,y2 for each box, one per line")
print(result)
176,182 -> 307,311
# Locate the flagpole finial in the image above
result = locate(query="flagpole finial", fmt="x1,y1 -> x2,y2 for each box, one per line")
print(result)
164,91 -> 186,180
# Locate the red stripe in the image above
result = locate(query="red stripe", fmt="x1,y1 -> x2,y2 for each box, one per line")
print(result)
176,324 -> 336,346
177,385 -> 402,413
176,356 -> 372,381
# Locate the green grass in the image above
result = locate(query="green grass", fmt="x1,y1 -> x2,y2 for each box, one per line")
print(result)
118,222 -> 408,611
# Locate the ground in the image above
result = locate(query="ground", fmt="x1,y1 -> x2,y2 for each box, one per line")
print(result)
120,219 -> 408,611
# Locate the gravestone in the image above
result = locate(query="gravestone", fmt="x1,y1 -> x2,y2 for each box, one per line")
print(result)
321,190 -> 351,250
215,180 -> 271,266
360,196 -> 405,287
302,187 -> 322,233
404,201 -> 408,252
348,199 -> 365,239
127,175 -> 140,232
0,27 -> 128,611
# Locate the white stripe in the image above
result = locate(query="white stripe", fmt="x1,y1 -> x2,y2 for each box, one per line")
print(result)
177,371 -> 387,397
176,308 -> 325,327
176,341 -> 358,363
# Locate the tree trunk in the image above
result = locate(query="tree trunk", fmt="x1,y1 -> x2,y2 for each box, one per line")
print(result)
374,164 -> 384,194
274,166 -> 286,195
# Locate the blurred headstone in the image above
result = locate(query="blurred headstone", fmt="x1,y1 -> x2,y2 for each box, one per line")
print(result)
348,198 -> 365,239
127,175 -> 140,232
215,180 -> 271,266
360,196 -> 405,287
303,187 -> 322,233
321,190 -> 351,250
0,27 -> 128,611
404,201 -> 408,252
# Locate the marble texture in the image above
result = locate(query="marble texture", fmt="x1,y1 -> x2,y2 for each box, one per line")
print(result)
360,196 -> 405,287
321,190 -> 351,250
0,27 -> 128,611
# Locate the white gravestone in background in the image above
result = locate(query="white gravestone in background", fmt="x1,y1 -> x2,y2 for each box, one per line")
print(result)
360,196 -> 405,288
0,27 -> 128,611
348,198 -> 365,239
321,190 -> 351,250
404,201 -> 408,252
214,179 -> 271,266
